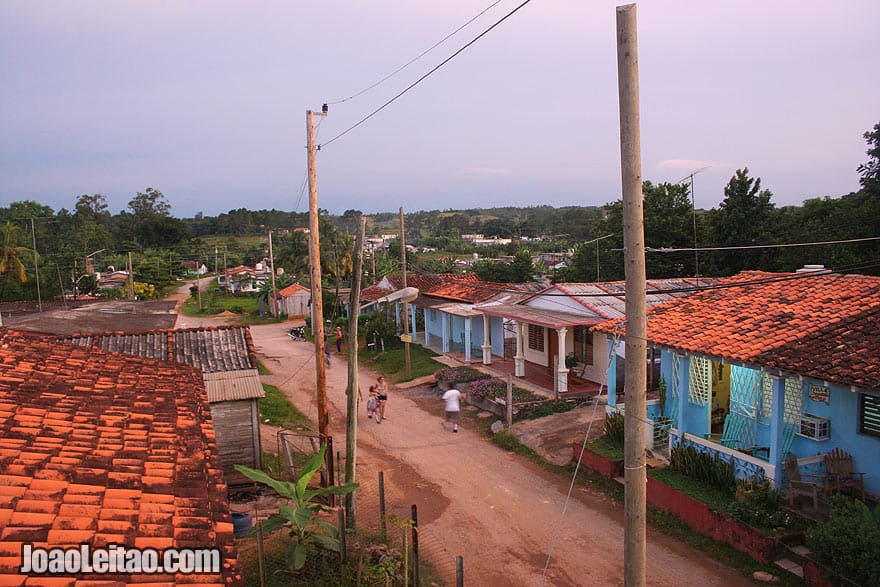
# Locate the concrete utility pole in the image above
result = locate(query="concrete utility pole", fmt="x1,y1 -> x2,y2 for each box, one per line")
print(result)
127,251 -> 135,301
399,207 -> 411,379
345,215 -> 366,528
29,218 -> 42,312
617,4 -> 647,586
268,230 -> 279,317
307,108 -> 330,440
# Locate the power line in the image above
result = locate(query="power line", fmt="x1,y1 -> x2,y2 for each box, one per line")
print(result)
325,0 -> 507,106
645,235 -> 880,253
319,0 -> 536,149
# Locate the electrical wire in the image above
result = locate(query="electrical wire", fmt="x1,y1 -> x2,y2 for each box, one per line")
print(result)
540,324 -> 624,585
645,235 -> 880,253
319,0 -> 536,149
325,0 -> 507,106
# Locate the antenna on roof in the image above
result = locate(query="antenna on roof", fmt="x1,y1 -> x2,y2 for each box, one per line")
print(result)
677,166 -> 710,277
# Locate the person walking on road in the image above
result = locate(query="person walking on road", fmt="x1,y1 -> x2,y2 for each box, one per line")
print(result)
335,326 -> 343,353
442,386 -> 462,433
375,376 -> 389,421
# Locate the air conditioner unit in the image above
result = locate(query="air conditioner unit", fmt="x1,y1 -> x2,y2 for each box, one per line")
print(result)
798,413 -> 831,440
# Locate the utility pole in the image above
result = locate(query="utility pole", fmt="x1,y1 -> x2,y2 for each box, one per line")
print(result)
215,245 -> 219,276
29,218 -> 42,311
617,4 -> 647,586
223,247 -> 228,290
399,207 -> 411,379
371,248 -> 376,286
127,251 -> 135,301
345,215 -> 366,528
268,230 -> 279,318
307,107 -> 330,440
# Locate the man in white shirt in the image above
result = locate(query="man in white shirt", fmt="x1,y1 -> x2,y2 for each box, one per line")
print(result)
441,387 -> 462,433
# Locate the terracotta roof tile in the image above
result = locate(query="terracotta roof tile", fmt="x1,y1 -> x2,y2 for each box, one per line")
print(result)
0,335 -> 243,585
595,271 -> 880,389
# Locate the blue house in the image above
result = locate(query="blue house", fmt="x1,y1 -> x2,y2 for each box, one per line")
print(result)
595,270 -> 880,495
361,273 -> 540,362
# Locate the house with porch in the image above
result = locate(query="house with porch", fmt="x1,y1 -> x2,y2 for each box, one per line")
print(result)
593,269 -> 880,495
361,273 -> 541,362
477,279 -> 716,395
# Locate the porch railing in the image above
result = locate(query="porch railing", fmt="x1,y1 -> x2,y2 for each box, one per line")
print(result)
671,430 -> 775,485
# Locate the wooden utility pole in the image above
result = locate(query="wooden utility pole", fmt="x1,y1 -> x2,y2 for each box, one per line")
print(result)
617,4 -> 647,586
268,230 -> 279,318
399,207 -> 411,379
345,215 -> 366,528
307,108 -> 330,440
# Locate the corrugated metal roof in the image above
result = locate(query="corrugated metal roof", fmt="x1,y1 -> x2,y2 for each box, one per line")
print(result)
204,369 -> 265,402
58,325 -> 255,373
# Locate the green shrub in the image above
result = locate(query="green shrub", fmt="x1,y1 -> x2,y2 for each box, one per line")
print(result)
525,400 -> 575,420
726,481 -> 796,533
668,443 -> 735,493
807,496 -> 880,586
435,366 -> 488,385
604,412 -> 625,446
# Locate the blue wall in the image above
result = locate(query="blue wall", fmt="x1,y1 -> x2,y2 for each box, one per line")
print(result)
660,348 -> 880,495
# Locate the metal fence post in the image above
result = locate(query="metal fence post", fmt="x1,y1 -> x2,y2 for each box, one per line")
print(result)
456,556 -> 464,587
379,471 -> 387,541
411,504 -> 420,586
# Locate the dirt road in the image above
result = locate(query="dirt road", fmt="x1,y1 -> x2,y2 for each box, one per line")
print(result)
248,321 -> 755,587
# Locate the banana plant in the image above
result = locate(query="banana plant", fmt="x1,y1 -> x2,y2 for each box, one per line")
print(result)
235,444 -> 358,570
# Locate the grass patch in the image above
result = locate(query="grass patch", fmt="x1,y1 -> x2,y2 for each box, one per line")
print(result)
648,467 -> 733,512
359,344 -> 442,383
586,435 -> 624,461
260,384 -> 312,430
255,358 -> 272,375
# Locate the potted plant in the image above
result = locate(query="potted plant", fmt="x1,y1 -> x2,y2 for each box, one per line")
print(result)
565,352 -> 579,384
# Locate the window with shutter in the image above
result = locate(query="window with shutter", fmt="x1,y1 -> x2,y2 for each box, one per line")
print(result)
528,324 -> 544,351
859,394 -> 880,438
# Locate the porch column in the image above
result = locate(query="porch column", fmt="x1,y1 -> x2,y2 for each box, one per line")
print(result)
424,308 -> 430,346
514,321 -> 525,377
606,336 -> 618,409
768,375 -> 786,490
481,315 -> 492,365
411,304 -> 417,340
556,327 -> 569,394
442,313 -> 450,353
677,355 -> 690,434
464,317 -> 472,362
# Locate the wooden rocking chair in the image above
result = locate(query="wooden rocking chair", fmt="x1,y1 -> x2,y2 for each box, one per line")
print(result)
783,453 -> 823,511
824,448 -> 865,500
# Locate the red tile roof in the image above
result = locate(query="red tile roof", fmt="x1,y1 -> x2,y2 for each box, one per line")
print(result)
277,283 -> 309,298
0,334 -> 242,585
595,271 -> 880,390
371,273 -> 526,304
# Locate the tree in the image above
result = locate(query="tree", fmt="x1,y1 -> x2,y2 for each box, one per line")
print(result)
707,168 -> 776,274
857,121 -> 880,193
115,188 -> 190,249
0,221 -> 35,299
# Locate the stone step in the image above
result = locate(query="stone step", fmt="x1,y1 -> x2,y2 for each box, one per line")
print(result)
773,557 -> 804,579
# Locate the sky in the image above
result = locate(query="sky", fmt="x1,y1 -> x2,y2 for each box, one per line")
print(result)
1,1 -> 878,218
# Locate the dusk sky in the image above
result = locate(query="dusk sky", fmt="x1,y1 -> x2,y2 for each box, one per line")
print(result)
1,1 -> 878,218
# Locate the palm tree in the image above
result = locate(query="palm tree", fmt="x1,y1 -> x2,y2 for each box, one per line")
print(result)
0,221 -> 34,294
324,233 -> 354,318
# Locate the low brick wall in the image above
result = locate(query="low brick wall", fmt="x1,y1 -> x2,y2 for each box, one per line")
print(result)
570,443 -> 624,480
646,477 -> 780,564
